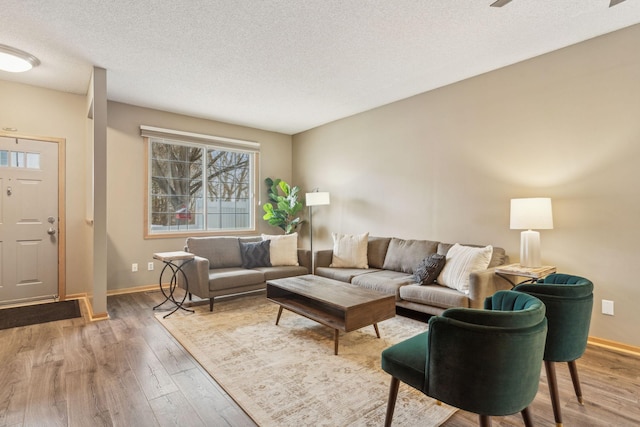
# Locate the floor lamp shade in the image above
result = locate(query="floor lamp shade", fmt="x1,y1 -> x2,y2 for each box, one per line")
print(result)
306,192 -> 330,207
510,198 -> 553,268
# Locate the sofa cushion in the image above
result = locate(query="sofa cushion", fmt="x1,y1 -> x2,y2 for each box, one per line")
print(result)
253,265 -> 309,281
187,236 -> 242,268
315,267 -> 379,283
351,270 -> 417,301
413,253 -> 446,285
437,244 -> 493,293
400,283 -> 470,309
239,236 -> 262,244
240,240 -> 272,268
382,238 -> 439,274
262,233 -> 299,266
438,243 -> 507,268
330,232 -> 369,268
367,237 -> 392,268
208,268 -> 265,291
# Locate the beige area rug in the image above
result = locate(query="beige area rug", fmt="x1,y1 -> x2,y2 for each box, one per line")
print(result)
155,293 -> 456,426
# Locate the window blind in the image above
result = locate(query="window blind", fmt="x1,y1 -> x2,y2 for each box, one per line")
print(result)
140,125 -> 260,152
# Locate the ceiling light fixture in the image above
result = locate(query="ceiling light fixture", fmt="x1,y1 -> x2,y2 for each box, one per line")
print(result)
490,0 -> 513,7
492,0 -> 626,7
0,44 -> 40,73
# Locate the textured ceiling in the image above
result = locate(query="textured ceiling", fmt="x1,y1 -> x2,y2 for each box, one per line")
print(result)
1,1 -> 640,135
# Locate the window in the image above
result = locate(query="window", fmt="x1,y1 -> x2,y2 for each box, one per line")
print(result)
0,150 -> 41,169
143,126 -> 259,237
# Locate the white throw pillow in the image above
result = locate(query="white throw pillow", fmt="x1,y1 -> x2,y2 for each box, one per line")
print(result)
330,232 -> 369,268
261,233 -> 299,266
437,244 -> 493,293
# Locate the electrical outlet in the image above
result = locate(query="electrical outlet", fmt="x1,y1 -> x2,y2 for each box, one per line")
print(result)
148,262 -> 154,271
602,299 -> 614,316
132,263 -> 138,272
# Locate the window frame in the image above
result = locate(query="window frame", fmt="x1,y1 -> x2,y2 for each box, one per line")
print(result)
142,126 -> 260,239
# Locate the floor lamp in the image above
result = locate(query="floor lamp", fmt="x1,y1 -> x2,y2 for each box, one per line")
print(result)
510,198 -> 553,268
305,191 -> 330,274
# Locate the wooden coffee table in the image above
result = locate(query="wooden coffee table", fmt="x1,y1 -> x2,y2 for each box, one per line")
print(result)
266,274 -> 396,355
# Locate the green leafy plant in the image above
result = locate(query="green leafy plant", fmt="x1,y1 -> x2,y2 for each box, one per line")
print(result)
262,177 -> 304,234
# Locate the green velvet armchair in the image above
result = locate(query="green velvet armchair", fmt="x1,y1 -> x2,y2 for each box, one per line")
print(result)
514,273 -> 594,427
381,290 -> 548,427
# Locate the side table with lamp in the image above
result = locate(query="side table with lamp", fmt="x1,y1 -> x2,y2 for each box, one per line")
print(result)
499,197 -> 556,287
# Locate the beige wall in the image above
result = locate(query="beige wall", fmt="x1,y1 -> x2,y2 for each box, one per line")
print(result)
0,82 -> 294,296
293,24 -> 640,347
106,102 -> 293,290
0,80 -> 92,298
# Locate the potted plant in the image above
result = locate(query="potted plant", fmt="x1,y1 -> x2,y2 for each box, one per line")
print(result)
262,177 -> 304,234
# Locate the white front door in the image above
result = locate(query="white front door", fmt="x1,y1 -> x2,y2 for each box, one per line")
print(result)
0,136 -> 59,304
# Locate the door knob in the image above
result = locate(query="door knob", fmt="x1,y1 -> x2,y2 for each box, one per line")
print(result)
47,227 -> 56,235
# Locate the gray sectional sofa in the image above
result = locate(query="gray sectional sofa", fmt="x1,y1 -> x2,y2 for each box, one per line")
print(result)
314,236 -> 511,315
178,236 -> 310,311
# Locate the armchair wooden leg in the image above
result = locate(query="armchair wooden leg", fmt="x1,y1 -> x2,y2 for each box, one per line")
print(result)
521,406 -> 533,427
567,360 -> 584,404
384,377 -> 400,427
545,360 -> 563,427
209,297 -> 214,312
188,292 -> 192,301
479,414 -> 491,427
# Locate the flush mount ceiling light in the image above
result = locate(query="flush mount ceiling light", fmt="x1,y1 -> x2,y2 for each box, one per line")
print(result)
0,44 -> 40,72
492,0 -> 626,7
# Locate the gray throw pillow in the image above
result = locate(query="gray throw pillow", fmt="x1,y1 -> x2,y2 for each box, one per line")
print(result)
413,253 -> 446,285
240,240 -> 272,268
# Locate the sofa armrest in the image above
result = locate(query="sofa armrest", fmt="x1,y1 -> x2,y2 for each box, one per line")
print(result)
467,267 -> 513,309
314,250 -> 334,271
177,255 -> 210,299
297,249 -> 311,273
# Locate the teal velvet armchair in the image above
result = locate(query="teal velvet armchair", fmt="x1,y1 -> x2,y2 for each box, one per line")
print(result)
515,273 -> 594,427
381,290 -> 548,427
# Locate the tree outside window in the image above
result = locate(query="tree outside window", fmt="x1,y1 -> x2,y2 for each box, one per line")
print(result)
148,138 -> 255,235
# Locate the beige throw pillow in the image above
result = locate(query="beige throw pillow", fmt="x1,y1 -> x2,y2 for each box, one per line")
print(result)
330,232 -> 369,268
261,233 -> 299,266
437,243 -> 493,293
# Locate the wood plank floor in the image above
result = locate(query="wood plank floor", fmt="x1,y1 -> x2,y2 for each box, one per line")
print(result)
0,290 -> 638,426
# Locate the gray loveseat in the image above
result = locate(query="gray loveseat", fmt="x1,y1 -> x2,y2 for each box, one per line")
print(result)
314,236 -> 510,315
178,236 -> 310,311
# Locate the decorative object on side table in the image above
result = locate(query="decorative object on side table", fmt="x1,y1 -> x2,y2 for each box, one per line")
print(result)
495,263 -> 557,287
153,251 -> 195,318
510,197 -> 553,267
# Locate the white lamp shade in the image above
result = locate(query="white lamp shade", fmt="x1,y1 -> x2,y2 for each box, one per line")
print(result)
306,192 -> 330,206
510,198 -> 553,230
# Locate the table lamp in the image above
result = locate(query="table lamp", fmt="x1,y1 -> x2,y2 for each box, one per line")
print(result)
510,198 -> 553,268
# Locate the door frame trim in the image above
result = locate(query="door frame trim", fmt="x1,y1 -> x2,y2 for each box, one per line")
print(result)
0,131 -> 66,301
